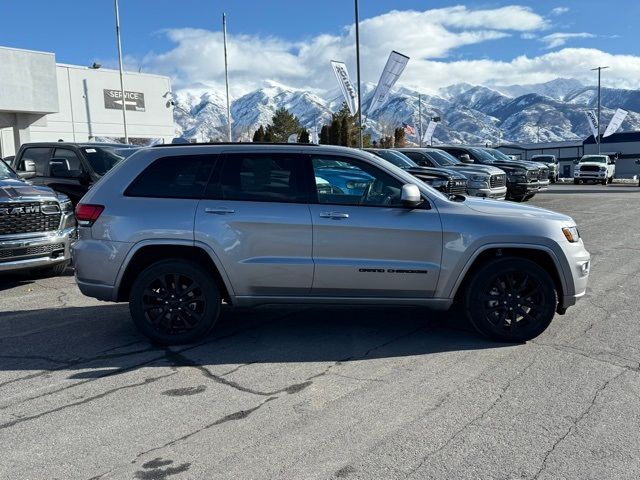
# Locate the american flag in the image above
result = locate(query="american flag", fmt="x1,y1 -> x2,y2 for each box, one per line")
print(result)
403,123 -> 416,135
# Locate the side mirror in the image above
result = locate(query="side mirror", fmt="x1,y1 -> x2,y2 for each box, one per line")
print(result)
635,159 -> 640,165
401,184 -> 422,207
18,159 -> 36,179
573,160 -> 579,165
459,154 -> 473,163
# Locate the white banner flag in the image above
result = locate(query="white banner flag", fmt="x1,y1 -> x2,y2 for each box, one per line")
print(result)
367,51 -> 410,116
287,133 -> 298,143
330,60 -> 358,116
422,120 -> 438,144
584,110 -> 599,141
603,108 -> 628,137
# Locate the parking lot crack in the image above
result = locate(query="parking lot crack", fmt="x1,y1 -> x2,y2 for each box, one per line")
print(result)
404,358 -> 536,479
132,396 -> 277,464
530,369 -> 626,479
0,371 -> 176,430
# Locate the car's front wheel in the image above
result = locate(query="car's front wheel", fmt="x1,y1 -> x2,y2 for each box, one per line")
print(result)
463,257 -> 557,342
129,260 -> 221,345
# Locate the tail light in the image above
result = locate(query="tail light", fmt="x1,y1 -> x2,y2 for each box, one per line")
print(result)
75,204 -> 104,227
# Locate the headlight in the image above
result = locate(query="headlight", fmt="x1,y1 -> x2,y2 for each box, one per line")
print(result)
562,226 -> 580,243
430,179 -> 447,188
60,200 -> 73,213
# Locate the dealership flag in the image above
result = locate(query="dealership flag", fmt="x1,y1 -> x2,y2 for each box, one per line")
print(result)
367,51 -> 410,116
603,108 -> 628,138
422,120 -> 438,144
330,61 -> 359,116
584,110 -> 599,141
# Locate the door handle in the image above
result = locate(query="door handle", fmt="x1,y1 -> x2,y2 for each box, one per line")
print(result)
205,207 -> 235,215
319,212 -> 349,219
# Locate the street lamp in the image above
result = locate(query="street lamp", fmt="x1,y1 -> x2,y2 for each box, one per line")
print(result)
354,0 -> 363,148
591,66 -> 609,153
114,0 -> 129,144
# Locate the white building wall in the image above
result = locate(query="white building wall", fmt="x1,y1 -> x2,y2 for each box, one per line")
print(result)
28,65 -> 176,144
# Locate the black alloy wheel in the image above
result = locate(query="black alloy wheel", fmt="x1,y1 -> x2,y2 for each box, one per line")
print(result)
464,257 -> 557,342
130,260 -> 220,344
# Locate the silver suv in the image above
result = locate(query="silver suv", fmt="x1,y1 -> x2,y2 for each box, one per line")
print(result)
73,144 -> 590,345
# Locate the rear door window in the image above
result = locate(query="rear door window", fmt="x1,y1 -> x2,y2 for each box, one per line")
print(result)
206,153 -> 310,203
125,155 -> 216,199
403,151 -> 433,167
51,148 -> 84,178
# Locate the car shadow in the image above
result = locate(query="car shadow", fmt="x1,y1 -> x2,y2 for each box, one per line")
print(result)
0,303 -> 516,375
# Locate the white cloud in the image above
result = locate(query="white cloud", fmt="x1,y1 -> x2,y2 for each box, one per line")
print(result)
521,33 -> 537,40
541,32 -> 596,49
135,5 -> 640,97
550,7 -> 570,16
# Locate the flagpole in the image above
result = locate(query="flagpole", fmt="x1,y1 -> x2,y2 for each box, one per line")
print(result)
591,65 -> 608,154
418,94 -> 422,147
223,13 -> 232,142
114,0 -> 129,143
354,0 -> 363,149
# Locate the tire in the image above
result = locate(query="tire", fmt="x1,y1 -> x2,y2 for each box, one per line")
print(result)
129,260 -> 221,345
601,178 -> 607,185
573,179 -> 580,185
463,257 -> 558,342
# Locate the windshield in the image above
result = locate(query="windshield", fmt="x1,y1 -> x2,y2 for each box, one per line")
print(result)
82,146 -> 131,176
580,155 -> 607,163
0,160 -> 17,180
426,150 -> 461,167
483,148 -> 513,162
374,150 -> 417,169
467,147 -> 499,164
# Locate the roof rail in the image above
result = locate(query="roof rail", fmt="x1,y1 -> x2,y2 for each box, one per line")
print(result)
152,142 -> 319,147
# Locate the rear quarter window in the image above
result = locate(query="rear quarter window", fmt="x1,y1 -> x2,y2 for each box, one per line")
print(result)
125,155 -> 216,199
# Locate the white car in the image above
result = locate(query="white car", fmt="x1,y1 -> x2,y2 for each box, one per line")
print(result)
574,155 -> 615,185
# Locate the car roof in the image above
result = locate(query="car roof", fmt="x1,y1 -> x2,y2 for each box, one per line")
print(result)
21,142 -> 137,149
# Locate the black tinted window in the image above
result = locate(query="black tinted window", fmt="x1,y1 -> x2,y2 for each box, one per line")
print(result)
208,153 -> 308,203
18,147 -> 50,175
125,155 -> 215,199
51,148 -> 83,178
403,151 -> 433,167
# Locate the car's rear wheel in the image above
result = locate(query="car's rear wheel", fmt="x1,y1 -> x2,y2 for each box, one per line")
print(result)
464,257 -> 557,342
129,260 -> 220,345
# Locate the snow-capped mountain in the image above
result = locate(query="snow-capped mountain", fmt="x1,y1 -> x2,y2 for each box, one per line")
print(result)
173,78 -> 640,145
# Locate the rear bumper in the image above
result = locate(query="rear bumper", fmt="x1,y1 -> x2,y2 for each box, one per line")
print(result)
0,226 -> 76,273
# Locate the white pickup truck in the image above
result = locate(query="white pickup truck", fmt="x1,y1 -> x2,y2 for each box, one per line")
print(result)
574,155 -> 615,185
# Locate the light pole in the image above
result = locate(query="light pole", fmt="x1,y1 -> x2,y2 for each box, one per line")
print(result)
354,0 -> 363,148
418,94 -> 422,147
114,0 -> 129,143
223,13 -> 232,142
591,66 -> 609,153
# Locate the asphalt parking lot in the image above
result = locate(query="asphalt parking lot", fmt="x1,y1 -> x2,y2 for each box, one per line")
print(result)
1,183 -> 639,480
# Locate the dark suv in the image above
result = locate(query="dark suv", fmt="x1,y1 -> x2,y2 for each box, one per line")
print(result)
436,146 -> 546,202
10,142 -> 139,204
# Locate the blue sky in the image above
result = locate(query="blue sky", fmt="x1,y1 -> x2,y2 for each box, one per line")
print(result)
1,1 -> 638,94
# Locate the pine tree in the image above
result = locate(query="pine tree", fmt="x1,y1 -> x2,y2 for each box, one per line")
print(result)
319,125 -> 330,144
252,125 -> 265,142
267,107 -> 302,142
394,127 -> 406,148
264,125 -> 273,142
340,116 -> 350,146
298,129 -> 310,143
329,118 -> 341,145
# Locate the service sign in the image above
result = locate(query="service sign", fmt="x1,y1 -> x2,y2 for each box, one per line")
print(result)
103,89 -> 146,112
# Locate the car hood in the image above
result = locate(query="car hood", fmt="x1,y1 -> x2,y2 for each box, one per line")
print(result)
405,166 -> 466,180
491,160 -> 539,172
464,196 -> 572,222
0,179 -> 59,201
446,164 -> 505,177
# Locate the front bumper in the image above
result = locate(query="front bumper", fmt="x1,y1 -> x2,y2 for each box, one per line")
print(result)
467,185 -> 507,200
0,226 -> 76,273
507,181 -> 540,196
558,240 -> 591,310
575,171 -> 607,180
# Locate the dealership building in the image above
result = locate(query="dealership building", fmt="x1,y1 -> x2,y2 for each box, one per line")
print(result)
0,46 -> 175,157
497,133 -> 640,179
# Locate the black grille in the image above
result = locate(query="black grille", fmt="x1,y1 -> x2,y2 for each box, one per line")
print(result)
527,170 -> 540,181
0,202 -> 61,235
490,174 -> 506,188
580,165 -> 600,172
0,243 -> 65,260
445,180 -> 467,195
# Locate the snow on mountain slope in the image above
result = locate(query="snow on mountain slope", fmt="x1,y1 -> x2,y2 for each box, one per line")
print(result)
172,79 -> 640,144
